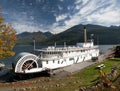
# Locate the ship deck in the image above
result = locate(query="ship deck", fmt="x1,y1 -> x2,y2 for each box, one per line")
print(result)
34,46 -> 99,52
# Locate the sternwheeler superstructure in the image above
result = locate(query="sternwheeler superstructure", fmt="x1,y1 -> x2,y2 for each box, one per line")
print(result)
13,27 -> 99,74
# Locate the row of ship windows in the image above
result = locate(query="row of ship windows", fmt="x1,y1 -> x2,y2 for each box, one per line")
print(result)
45,53 -> 97,64
42,52 -> 60,54
45,56 -> 90,64
42,49 -> 96,55
46,58 -> 74,64
46,60 -> 60,64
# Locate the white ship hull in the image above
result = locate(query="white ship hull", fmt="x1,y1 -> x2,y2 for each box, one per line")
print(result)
13,44 -> 99,74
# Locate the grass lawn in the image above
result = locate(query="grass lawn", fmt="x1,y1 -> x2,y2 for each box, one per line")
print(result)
74,58 -> 120,86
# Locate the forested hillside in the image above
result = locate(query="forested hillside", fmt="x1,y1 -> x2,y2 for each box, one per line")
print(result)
17,24 -> 120,45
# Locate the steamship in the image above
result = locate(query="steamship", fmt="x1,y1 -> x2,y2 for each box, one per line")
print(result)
13,27 -> 99,74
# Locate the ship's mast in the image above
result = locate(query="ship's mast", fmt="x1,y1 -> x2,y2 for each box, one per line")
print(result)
64,42 -> 66,48
33,39 -> 36,54
33,39 -> 36,51
84,26 -> 87,43
54,42 -> 56,48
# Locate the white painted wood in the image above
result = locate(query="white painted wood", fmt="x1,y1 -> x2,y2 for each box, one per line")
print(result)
14,41 -> 99,73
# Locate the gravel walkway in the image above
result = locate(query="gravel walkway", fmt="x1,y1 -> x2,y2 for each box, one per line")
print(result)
53,61 -> 97,78
63,61 -> 96,73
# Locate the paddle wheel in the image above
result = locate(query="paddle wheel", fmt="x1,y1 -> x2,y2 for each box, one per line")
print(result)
22,60 -> 37,71
13,52 -> 40,73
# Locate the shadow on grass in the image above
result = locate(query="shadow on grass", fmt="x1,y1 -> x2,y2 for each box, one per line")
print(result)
91,77 -> 99,83
109,58 -> 120,62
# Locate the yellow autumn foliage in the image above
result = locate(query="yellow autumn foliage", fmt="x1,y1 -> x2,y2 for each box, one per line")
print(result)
0,10 -> 17,59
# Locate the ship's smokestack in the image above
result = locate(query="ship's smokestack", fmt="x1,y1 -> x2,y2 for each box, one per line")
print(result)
84,26 -> 87,43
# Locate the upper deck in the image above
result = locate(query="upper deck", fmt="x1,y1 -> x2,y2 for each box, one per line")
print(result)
35,45 -> 99,52
34,41 -> 98,53
34,43 -> 99,61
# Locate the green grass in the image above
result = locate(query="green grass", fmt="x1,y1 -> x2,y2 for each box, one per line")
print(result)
74,58 -> 120,86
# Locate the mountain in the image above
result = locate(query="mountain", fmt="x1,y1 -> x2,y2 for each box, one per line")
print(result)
17,31 -> 53,45
43,31 -> 53,37
17,24 -> 120,45
44,24 -> 120,45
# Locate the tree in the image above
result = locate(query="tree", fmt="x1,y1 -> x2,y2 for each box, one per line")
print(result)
0,10 -> 17,59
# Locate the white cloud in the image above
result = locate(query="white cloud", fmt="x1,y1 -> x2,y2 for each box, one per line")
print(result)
58,5 -> 63,11
75,5 -> 82,10
50,23 -> 69,34
81,0 -> 89,5
64,15 -> 80,27
70,0 -> 119,26
12,18 -> 51,34
82,0 -> 120,26
7,0 -> 120,34
79,1 -> 96,15
67,6 -> 71,10
56,14 -> 68,22
87,8 -> 120,26
50,0 -> 120,33
75,0 -> 82,4
59,0 -> 64,2
13,22 -> 39,34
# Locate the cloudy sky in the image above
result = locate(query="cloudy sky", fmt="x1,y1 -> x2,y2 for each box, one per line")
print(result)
0,0 -> 120,34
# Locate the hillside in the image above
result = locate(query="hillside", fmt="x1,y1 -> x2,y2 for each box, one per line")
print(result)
17,31 -> 53,45
45,24 -> 120,45
17,24 -> 120,45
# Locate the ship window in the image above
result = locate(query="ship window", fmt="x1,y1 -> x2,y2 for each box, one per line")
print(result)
58,61 -> 60,64
69,58 -> 74,61
61,61 -> 63,64
46,61 -> 48,64
53,60 -> 55,63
